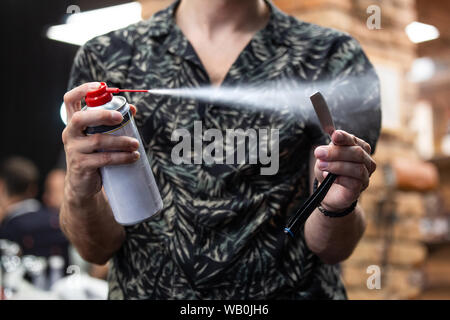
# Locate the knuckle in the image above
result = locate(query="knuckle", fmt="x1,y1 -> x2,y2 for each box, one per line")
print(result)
72,161 -> 82,173
70,155 -> 84,172
372,160 -> 377,172
359,164 -> 366,177
325,146 -> 334,159
103,110 -> 117,123
364,167 -> 369,179
100,110 -> 111,122
71,111 -> 82,127
100,152 -> 113,166
64,143 -> 74,156
63,92 -> 71,104
356,147 -> 365,162
91,134 -> 103,150
62,128 -> 69,145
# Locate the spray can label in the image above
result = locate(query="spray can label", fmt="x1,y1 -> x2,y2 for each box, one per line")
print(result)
85,111 -> 131,135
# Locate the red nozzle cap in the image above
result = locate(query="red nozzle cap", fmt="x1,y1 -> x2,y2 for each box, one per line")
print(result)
85,82 -> 113,107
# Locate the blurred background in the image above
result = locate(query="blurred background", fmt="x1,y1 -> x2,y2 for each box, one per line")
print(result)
1,0 -> 450,300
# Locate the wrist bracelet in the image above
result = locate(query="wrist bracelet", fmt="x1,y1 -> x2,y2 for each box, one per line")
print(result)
318,201 -> 357,218
312,179 -> 358,218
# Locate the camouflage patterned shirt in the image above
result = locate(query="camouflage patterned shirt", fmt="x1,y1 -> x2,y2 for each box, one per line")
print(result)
68,0 -> 381,299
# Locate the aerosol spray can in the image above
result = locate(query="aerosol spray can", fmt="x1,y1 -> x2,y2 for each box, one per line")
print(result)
83,82 -> 163,225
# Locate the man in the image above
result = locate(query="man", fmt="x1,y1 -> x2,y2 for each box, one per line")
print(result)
42,169 -> 66,213
61,0 -> 380,299
0,157 -> 69,262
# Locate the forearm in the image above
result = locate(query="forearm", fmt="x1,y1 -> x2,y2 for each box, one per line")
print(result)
304,204 -> 366,265
60,189 -> 125,265
59,82 -> 138,265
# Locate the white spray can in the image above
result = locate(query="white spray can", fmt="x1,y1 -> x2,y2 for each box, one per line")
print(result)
83,82 -> 163,225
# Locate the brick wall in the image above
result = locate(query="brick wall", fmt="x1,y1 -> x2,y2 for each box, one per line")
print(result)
274,0 -> 417,129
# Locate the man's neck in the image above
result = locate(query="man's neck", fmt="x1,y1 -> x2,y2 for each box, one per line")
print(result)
176,0 -> 270,36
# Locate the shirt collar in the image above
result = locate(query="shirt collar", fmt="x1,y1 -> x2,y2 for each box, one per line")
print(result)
4,199 -> 41,221
144,1 -> 178,38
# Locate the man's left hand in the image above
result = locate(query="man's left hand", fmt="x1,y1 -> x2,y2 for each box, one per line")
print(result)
313,130 -> 376,212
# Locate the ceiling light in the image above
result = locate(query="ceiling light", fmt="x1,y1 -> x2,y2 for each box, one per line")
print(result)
60,102 -> 67,125
46,2 -> 142,46
407,57 -> 436,82
405,21 -> 440,44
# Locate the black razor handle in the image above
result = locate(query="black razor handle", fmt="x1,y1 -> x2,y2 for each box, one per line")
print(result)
284,173 -> 337,238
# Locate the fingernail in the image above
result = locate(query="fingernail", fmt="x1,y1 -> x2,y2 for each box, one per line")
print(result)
315,147 -> 328,159
334,131 -> 343,142
88,82 -> 101,90
132,151 -> 140,160
111,112 -> 123,122
130,138 -> 139,149
318,161 -> 329,169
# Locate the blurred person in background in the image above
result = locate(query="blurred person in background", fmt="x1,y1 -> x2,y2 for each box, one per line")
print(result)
0,156 -> 69,265
41,165 -> 109,280
0,157 -> 39,225
42,169 -> 66,213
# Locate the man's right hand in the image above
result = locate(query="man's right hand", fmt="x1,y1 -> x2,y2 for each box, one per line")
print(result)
62,82 -> 140,205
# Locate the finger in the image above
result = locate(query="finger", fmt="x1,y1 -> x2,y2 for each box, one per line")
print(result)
317,160 -> 369,182
64,82 -> 101,121
315,145 -> 376,175
332,130 -> 372,155
67,109 -> 123,137
320,170 -> 369,192
346,137 -> 375,173
78,151 -> 141,171
353,136 -> 372,155
331,130 -> 357,147
130,104 -> 137,117
335,176 -> 367,193
314,161 -> 326,183
76,135 -> 139,154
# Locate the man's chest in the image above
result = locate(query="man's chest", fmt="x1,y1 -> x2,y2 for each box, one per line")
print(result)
118,43 -> 316,191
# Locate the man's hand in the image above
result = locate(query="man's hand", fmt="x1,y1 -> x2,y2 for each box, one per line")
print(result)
60,82 -> 138,264
62,82 -> 139,205
313,130 -> 376,212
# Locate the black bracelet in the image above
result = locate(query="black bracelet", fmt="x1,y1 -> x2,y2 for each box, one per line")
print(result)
312,179 -> 358,218
318,201 -> 357,218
